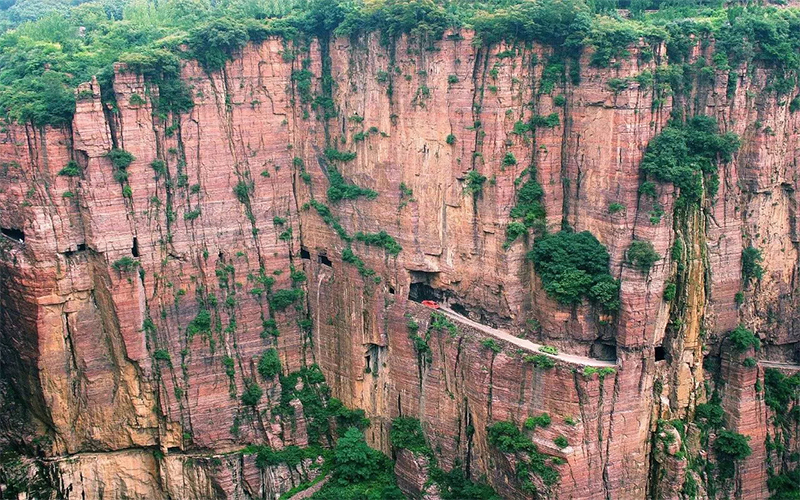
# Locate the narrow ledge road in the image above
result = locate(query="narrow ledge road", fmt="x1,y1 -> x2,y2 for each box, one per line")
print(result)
437,306 -> 617,368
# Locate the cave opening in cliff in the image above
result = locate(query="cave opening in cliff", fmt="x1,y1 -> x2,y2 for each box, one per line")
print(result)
0,227 -> 24,243
300,246 -> 311,259
365,343 -> 385,375
131,237 -> 139,257
409,281 -> 443,303
591,341 -> 617,362
318,253 -> 332,267
655,344 -> 666,362
450,302 -> 468,316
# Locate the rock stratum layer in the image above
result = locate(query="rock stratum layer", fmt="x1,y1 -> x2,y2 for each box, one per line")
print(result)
0,31 -> 798,499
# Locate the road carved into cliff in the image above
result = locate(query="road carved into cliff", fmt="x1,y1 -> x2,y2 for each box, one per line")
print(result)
759,360 -> 800,371
437,307 -> 617,367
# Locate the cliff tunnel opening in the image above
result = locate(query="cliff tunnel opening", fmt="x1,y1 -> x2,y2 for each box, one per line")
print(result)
450,302 -> 468,316
365,343 -> 385,375
409,280 -> 443,303
655,344 -> 666,362
300,246 -> 311,259
591,341 -> 618,362
131,237 -> 139,257
318,253 -> 332,267
0,227 -> 24,243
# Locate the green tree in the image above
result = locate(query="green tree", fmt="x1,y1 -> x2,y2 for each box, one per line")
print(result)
258,348 -> 281,379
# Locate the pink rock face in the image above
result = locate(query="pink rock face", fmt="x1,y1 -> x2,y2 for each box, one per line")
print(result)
0,30 -> 798,499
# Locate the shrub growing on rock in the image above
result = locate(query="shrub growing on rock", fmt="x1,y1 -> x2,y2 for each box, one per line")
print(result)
258,348 -> 281,379
528,230 -> 619,311
627,240 -> 660,272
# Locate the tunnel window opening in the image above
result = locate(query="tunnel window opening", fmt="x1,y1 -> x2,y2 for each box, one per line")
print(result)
655,345 -> 666,362
318,253 -> 332,267
409,282 -> 443,302
365,344 -> 385,376
218,251 -> 224,260
388,285 -> 396,295
63,243 -> 88,257
131,237 -> 139,257
300,247 -> 311,260
591,341 -> 617,362
450,303 -> 468,316
0,227 -> 24,243
408,271 -> 442,302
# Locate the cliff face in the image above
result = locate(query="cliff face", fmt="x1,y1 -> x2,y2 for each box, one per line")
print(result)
0,31 -> 798,499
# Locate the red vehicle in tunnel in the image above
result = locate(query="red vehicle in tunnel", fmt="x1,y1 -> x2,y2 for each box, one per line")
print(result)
421,300 -> 439,309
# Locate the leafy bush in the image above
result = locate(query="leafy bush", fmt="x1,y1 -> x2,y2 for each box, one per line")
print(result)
354,231 -> 401,255
531,113 -> 560,128
608,202 -> 625,214
524,354 -> 556,369
327,167 -> 377,202
153,349 -> 171,362
487,421 -> 560,487
694,402 -> 724,429
524,413 -> 551,429
763,368 -> 800,418
663,282 -> 677,301
184,208 -> 201,220
58,161 -> 81,177
502,152 -> 517,166
188,17 -> 250,72
470,0 -> 591,52
728,325 -> 761,353
742,246 -> 764,282
640,116 -> 739,204
487,422 -> 537,454
322,427 -> 402,498
258,348 -> 281,379
553,435 -> 568,448
241,380 -> 263,406
187,310 -> 212,340
325,148 -> 357,162
112,256 -> 139,272
464,170 -> 487,194
233,180 -> 251,203
528,230 -> 619,310
390,417 -> 430,454
270,288 -> 303,311
481,338 -> 502,353
446,134 -> 456,145
587,15 -> 642,68
627,240 -> 660,272
506,173 -> 546,244
539,345 -> 558,355
430,466 -> 501,500
714,430 -> 751,460
107,149 -> 135,170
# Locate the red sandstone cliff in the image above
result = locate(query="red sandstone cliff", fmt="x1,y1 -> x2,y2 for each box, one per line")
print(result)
0,31 -> 798,499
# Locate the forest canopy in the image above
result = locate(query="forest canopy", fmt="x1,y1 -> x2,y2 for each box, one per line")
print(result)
0,0 -> 797,127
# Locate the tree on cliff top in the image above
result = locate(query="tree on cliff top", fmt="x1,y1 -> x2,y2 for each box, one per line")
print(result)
0,0 -> 799,129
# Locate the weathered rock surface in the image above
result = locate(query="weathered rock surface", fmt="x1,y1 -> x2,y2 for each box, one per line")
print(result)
0,30 -> 798,499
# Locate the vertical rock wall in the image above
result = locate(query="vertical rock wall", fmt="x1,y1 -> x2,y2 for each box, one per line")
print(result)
0,31 -> 798,499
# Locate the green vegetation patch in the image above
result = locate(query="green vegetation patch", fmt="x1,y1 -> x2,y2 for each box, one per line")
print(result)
640,116 -> 739,204
486,421 -> 560,493
326,166 -> 377,202
528,230 -> 619,311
